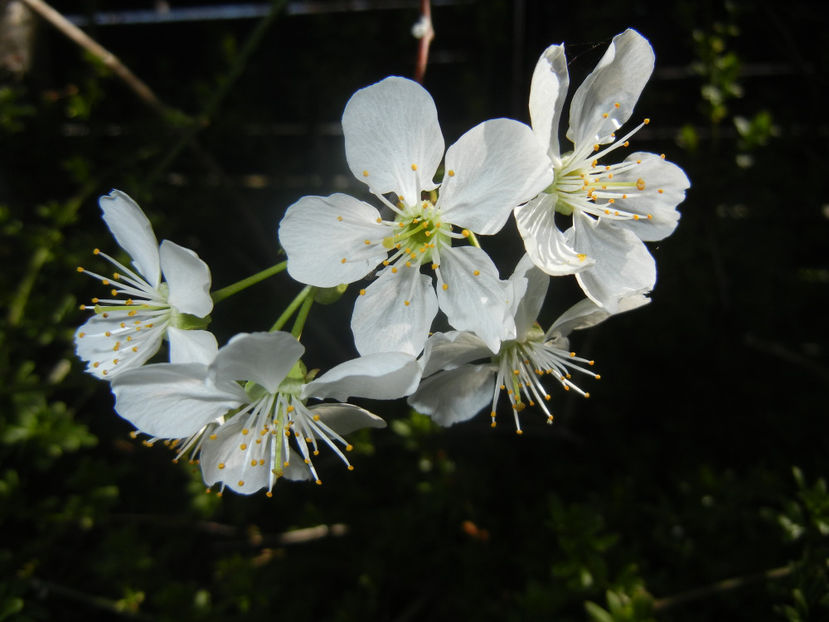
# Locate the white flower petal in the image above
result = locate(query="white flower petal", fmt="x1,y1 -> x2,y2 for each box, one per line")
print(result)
570,211 -> 656,312
508,254 -> 549,339
306,403 -> 387,435
111,363 -> 244,439
278,193 -> 388,287
515,194 -> 595,275
437,246 -> 515,353
342,76 -> 444,207
210,332 -> 304,393
420,330 -> 491,377
99,190 -> 161,287
567,29 -> 655,148
74,312 -> 166,379
546,294 -> 651,340
438,118 -> 553,235
200,418 -> 273,494
160,240 -> 213,317
408,364 -> 494,427
610,152 -> 690,241
303,352 -> 421,401
351,266 -> 438,356
168,327 -> 218,365
529,43 -> 569,161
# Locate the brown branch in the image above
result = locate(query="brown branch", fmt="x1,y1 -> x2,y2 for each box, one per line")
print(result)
652,564 -> 793,612
413,0 -> 434,84
20,0 -> 167,116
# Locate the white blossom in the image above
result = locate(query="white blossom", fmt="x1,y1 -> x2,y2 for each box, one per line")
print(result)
279,76 -> 553,356
516,29 -> 690,311
408,255 -> 649,431
74,190 -> 214,379
111,331 -> 421,495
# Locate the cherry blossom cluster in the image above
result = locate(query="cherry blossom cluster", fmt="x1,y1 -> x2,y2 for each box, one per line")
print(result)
74,29 -> 688,496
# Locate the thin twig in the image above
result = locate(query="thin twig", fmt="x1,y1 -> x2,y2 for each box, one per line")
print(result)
28,577 -> 155,621
413,0 -> 434,83
652,564 -> 793,612
20,0 -> 167,116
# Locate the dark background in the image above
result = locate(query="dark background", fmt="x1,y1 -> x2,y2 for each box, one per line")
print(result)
1,0 -> 828,620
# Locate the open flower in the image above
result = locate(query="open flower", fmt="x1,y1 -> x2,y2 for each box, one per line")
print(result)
279,76 -> 552,356
515,29 -> 690,311
111,331 -> 421,495
408,255 -> 649,431
74,190 -> 214,379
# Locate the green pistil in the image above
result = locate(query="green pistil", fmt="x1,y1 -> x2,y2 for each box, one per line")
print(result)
93,303 -> 166,313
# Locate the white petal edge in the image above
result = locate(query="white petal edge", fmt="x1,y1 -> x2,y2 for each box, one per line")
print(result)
168,327 -> 218,365
546,294 -> 651,340
303,352 -> 421,401
351,266 -> 438,357
515,194 -> 595,276
436,246 -> 515,353
278,193 -> 388,287
420,330 -> 492,377
307,403 -> 387,435
408,364 -> 495,427
438,118 -> 553,235
529,43 -> 569,162
210,332 -> 304,393
567,29 -> 655,149
111,363 -> 244,439
160,240 -> 213,317
99,190 -> 161,288
342,76 -> 444,207
508,254 -> 549,339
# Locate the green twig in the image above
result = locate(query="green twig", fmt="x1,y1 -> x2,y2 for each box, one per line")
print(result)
291,291 -> 315,340
211,261 -> 286,304
270,285 -> 313,333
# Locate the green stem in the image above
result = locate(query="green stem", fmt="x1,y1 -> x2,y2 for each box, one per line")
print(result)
270,285 -> 313,333
211,261 -> 286,303
466,231 -> 481,248
291,291 -> 315,340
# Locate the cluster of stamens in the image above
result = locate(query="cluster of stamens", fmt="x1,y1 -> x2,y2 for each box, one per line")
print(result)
552,104 -> 667,223
490,334 -> 599,434
76,248 -> 170,377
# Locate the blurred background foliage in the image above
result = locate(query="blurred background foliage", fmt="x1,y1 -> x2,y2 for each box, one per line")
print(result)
0,0 -> 827,620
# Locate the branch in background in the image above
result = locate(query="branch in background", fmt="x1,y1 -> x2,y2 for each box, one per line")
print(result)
412,0 -> 434,84
652,564 -> 793,612
20,0 -> 167,116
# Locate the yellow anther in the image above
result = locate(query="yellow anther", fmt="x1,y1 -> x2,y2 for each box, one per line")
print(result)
362,170 -> 369,177
286,405 -> 295,413
359,289 -> 366,296
391,267 -> 398,274
341,258 -> 347,264
595,374 -> 601,380
347,465 -> 354,471
636,159 -> 642,164
516,429 -> 524,435
315,479 -> 322,485
614,102 -> 620,108
473,270 -> 480,276
113,342 -> 121,351
376,217 -> 382,223
240,443 -> 247,450
660,153 -> 666,159
442,283 -> 448,291
78,332 -> 86,338
602,112 -> 609,118
431,263 -> 438,270
411,163 -> 417,171
101,279 -> 109,286
622,194 -> 628,199
364,240 -> 371,245
127,310 -> 137,317
405,261 -> 412,268
266,491 -> 273,498
346,444 -> 353,452
591,160 -> 598,167
113,272 -> 120,280
113,358 -> 119,365
593,144 -> 600,151
604,209 -> 611,215
569,352 -> 576,357
633,215 -> 640,220
251,460 -> 257,466
404,300 -> 410,306
448,169 -> 455,177
313,415 -> 320,421
76,266 -> 84,273
105,331 -> 111,337
93,248 -> 100,255
218,463 -> 225,470
462,229 -> 470,238
242,428 -> 249,435
337,216 -> 343,221
131,346 -> 138,352
383,260 -> 390,266
91,298 -> 99,303
647,214 -> 653,219
608,198 -> 615,204
238,480 -> 245,486
644,118 -> 650,125
584,393 -> 591,399
209,434 -> 217,440
623,141 -> 630,147
636,178 -> 646,191
658,189 -> 664,194
577,253 -> 587,261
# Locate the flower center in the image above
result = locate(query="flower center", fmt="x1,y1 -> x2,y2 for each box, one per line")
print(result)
383,199 -> 452,266
489,325 -> 600,433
